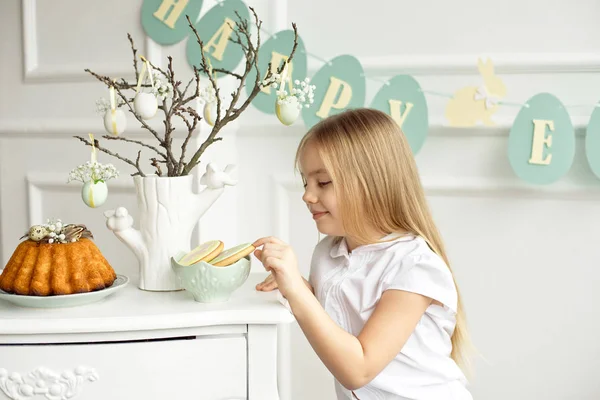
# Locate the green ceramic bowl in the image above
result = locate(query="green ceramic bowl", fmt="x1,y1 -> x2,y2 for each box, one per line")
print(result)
171,251 -> 251,303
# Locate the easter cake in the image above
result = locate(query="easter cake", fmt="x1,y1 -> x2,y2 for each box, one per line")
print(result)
0,218 -> 116,296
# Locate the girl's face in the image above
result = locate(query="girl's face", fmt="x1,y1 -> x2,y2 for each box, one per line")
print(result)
299,141 -> 344,237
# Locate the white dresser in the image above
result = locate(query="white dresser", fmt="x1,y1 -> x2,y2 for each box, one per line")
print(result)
0,273 -> 294,400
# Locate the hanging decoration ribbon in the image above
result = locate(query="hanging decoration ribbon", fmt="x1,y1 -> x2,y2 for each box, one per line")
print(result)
109,84 -> 118,135
136,56 -> 155,93
89,133 -> 97,164
102,82 -> 127,136
133,56 -> 159,120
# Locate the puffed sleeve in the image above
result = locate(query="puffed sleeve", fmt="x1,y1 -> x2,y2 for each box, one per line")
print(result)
382,252 -> 458,314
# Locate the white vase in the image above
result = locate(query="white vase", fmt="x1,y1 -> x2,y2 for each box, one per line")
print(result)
104,163 -> 237,291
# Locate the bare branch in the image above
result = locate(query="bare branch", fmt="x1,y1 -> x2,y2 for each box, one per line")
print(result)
151,158 -> 163,176
212,68 -> 243,80
102,135 -> 168,160
74,136 -> 146,177
127,33 -> 140,83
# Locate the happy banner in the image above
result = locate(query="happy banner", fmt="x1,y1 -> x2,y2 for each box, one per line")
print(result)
141,0 -> 599,186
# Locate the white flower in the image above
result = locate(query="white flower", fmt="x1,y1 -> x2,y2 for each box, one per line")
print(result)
199,85 -> 217,104
95,97 -> 125,115
151,71 -> 174,100
67,161 -> 120,184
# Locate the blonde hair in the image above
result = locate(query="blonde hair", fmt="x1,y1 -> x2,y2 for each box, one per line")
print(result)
295,108 -> 473,374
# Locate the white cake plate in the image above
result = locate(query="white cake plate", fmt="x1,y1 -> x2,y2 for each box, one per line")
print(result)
0,274 -> 129,308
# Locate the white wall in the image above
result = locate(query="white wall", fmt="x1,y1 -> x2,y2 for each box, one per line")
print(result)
2,0 -> 600,399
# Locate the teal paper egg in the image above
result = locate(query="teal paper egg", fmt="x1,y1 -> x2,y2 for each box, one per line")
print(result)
186,0 -> 249,77
585,104 -> 600,179
246,30 -> 307,114
141,0 -> 204,45
508,93 -> 574,184
302,55 -> 366,129
370,75 -> 428,154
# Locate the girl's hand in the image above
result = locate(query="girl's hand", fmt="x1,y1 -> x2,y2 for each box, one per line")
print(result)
256,273 -> 315,294
256,273 -> 278,291
252,236 -> 305,299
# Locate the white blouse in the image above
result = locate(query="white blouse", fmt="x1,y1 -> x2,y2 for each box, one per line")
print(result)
308,234 -> 473,400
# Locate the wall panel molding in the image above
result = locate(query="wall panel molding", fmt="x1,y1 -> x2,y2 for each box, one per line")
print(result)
21,0 -> 152,83
308,53 -> 600,76
0,117 -> 590,138
26,172 -> 135,226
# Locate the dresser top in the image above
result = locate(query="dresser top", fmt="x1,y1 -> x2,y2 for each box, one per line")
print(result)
0,273 -> 294,336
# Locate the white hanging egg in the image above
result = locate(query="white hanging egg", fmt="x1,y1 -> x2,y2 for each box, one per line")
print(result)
276,96 -> 301,126
81,180 -> 108,208
203,101 -> 218,126
103,109 -> 127,136
134,92 -> 158,120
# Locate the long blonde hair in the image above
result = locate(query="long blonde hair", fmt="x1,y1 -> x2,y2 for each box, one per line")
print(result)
295,108 -> 473,373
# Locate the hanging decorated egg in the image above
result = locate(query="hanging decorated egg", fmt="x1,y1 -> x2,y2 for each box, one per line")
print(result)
134,92 -> 158,120
276,96 -> 301,126
81,180 -> 108,208
103,109 -> 127,136
203,101 -> 218,126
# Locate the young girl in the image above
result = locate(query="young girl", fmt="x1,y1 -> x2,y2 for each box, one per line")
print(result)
253,108 -> 473,399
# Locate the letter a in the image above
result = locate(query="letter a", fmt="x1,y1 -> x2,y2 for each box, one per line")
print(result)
261,52 -> 293,95
205,17 -> 235,61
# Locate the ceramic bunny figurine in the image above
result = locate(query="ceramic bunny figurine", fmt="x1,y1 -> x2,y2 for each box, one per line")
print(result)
445,58 -> 507,127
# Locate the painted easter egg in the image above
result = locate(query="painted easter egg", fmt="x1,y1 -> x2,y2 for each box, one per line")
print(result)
370,75 -> 429,154
141,0 -> 204,45
302,55 -> 365,129
246,29 -> 307,114
508,93 -> 574,184
28,225 -> 48,242
103,109 -> 127,136
276,97 -> 301,126
585,103 -> 600,179
186,0 -> 249,77
82,181 -> 108,208
134,92 -> 158,120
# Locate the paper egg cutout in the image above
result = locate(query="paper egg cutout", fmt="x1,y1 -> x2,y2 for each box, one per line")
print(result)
302,54 -> 366,129
103,109 -> 127,136
246,29 -> 308,114
276,97 -> 301,126
134,92 -> 158,120
370,75 -> 429,154
186,0 -> 250,77
585,103 -> 600,179
204,101 -> 218,126
507,93 -> 574,184
82,181 -> 108,208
